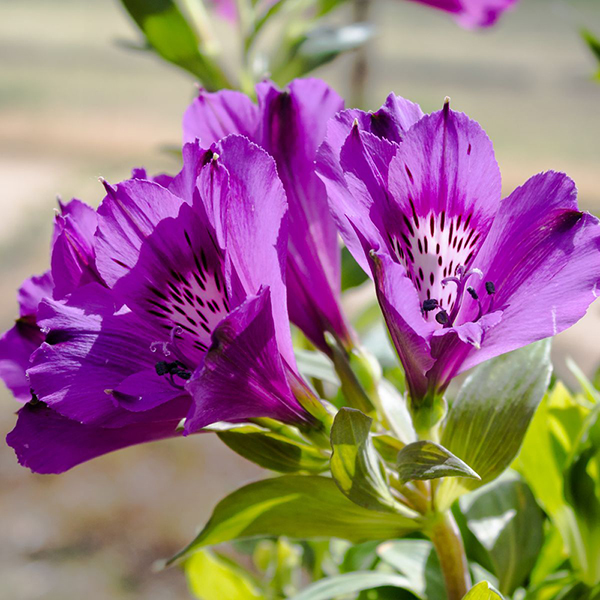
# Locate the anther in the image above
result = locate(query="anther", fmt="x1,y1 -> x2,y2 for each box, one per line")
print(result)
435,310 -> 449,325
423,299 -> 439,312
466,286 -> 478,300
485,281 -> 496,295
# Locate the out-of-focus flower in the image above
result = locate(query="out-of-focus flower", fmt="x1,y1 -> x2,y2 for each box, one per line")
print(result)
408,0 -> 518,28
4,136 -> 316,473
317,96 -> 600,413
184,78 -> 355,355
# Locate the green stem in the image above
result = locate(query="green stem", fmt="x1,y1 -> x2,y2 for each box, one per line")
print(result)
428,511 -> 471,600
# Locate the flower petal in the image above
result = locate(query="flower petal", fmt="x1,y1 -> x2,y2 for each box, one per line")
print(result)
458,171 -> 600,373
95,179 -> 184,287
0,320 -> 43,402
369,251 -> 435,400
52,199 -> 103,298
6,402 -> 185,474
257,79 -> 351,351
184,288 -> 313,433
183,89 -> 259,146
28,284 -> 184,427
212,135 -> 295,366
17,272 -> 53,317
319,124 -> 399,273
387,106 -> 501,242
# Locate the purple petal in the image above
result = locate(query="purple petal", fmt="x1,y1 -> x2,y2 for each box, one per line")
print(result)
457,172 -> 600,373
212,135 -> 295,366
52,199 -> 103,298
17,272 -> 53,317
28,284 -> 183,427
369,251 -> 435,400
184,288 -> 313,433
7,402 -> 186,474
325,93 -> 424,152
183,89 -> 259,146
319,124 -> 399,273
0,320 -> 44,402
256,79 -> 351,351
95,179 -> 184,287
408,0 -> 518,28
111,200 -> 228,367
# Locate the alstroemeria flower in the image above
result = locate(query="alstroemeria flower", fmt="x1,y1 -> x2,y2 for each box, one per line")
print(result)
409,0 -> 518,28
5,136 -> 316,473
183,78 -> 355,354
317,96 -> 600,409
0,198 -> 101,403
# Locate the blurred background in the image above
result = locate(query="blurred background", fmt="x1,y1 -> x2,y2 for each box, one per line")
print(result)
1,0 -> 599,598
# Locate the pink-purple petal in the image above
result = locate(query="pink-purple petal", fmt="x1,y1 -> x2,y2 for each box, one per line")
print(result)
184,288 -> 313,433
7,402 -> 186,474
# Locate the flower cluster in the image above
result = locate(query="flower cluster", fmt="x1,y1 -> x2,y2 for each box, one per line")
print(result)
2,78 -> 599,472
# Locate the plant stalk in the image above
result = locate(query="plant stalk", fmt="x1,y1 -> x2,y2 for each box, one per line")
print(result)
428,511 -> 471,600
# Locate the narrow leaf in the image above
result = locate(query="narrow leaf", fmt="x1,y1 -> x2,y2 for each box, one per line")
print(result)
330,408 -> 416,515
290,572 -> 415,600
169,476 -> 419,564
436,340 -> 552,510
396,441 -> 480,484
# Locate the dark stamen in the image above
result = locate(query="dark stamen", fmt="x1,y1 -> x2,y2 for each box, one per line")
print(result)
485,281 -> 496,295
423,299 -> 439,312
435,310 -> 449,325
466,286 -> 478,300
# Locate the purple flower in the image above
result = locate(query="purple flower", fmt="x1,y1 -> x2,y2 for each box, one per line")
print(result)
4,136 -> 316,473
0,198 -> 101,402
407,0 -> 518,28
183,78 -> 355,354
317,97 -> 600,414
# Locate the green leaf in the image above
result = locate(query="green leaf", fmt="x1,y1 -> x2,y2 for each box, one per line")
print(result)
186,550 -> 264,600
330,408 -> 417,515
169,475 -> 420,564
217,429 -> 328,473
290,572 -> 415,600
461,581 -> 503,600
377,539 -> 446,600
513,382 -> 596,582
396,441 -> 480,484
119,0 -> 230,89
436,340 -> 552,510
460,473 -> 544,596
342,246 -> 369,290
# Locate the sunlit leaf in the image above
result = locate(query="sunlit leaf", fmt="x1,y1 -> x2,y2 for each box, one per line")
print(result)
330,408 -> 416,516
169,475 -> 420,564
396,441 -> 480,484
186,550 -> 263,600
436,340 -> 552,510
461,581 -> 503,600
